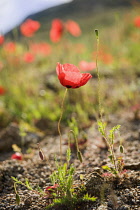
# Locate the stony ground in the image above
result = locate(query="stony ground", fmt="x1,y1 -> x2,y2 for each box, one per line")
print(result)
0,111 -> 140,210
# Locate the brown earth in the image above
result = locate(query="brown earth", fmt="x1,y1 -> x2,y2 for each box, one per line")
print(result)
0,110 -> 140,210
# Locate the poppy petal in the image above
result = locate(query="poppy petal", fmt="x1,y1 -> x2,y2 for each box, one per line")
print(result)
62,63 -> 80,73
80,73 -> 92,86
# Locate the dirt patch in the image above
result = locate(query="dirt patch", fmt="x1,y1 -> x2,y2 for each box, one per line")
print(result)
0,111 -> 140,209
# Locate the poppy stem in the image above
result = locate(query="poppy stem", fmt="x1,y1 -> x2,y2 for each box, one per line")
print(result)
58,88 -> 68,162
95,29 -> 103,122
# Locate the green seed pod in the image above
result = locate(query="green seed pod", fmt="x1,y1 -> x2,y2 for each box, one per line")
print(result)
119,145 -> 124,153
16,193 -> 20,205
77,151 -> 83,163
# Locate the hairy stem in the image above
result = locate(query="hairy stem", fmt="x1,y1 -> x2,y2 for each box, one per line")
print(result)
58,88 -> 68,162
95,30 -> 118,173
95,29 -> 103,122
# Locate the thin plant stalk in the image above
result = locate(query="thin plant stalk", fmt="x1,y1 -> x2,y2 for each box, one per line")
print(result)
95,29 -> 107,143
58,88 -> 68,162
95,30 -> 119,174
95,29 -> 103,122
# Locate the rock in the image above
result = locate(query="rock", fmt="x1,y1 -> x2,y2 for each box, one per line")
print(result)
85,172 -> 104,197
0,123 -> 43,152
0,123 -> 21,152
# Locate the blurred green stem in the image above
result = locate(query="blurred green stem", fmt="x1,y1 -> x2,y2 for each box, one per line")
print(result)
58,88 -> 68,162
95,29 -> 103,121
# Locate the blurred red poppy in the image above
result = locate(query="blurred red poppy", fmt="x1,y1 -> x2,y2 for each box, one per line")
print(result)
134,16 -> 140,28
3,42 -> 16,53
79,60 -> 96,71
56,62 -> 92,88
0,35 -> 4,45
23,52 -> 35,63
93,50 -> 113,65
0,86 -> 6,95
30,42 -> 51,56
0,61 -> 4,71
11,152 -> 23,160
50,19 -> 64,42
65,20 -> 81,37
20,19 -> 40,37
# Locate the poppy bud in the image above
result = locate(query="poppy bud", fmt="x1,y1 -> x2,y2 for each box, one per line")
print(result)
95,29 -> 99,38
39,150 -> 44,161
119,145 -> 124,153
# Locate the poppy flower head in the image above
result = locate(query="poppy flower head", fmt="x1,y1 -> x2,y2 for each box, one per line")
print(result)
50,19 -> 64,42
79,60 -> 96,71
11,152 -> 23,160
30,42 -> 51,56
93,50 -> 113,65
20,19 -> 40,37
56,63 -> 92,88
3,42 -> 16,53
0,35 -> 4,45
65,20 -> 81,37
0,86 -> 6,95
23,52 -> 35,63
134,16 -> 140,28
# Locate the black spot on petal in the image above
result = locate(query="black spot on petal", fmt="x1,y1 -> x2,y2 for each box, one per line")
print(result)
66,85 -> 72,88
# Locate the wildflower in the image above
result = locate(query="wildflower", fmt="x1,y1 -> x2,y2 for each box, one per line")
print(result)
102,172 -> 113,177
93,50 -> 113,64
134,16 -> 140,28
0,86 -> 6,95
131,103 -> 140,112
120,169 -> 128,175
23,52 -> 35,63
45,184 -> 59,193
56,62 -> 92,88
20,19 -> 40,37
79,60 -> 96,71
30,42 -> 51,56
50,19 -> 64,42
65,20 -> 81,37
0,35 -> 4,45
3,42 -> 16,53
11,152 -> 23,160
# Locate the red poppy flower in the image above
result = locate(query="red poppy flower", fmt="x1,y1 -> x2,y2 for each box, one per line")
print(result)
56,63 -> 92,88
3,42 -> 16,53
30,42 -> 51,56
65,20 -> 81,37
23,52 -> 35,63
11,152 -> 23,160
0,35 -> 4,45
134,16 -> 140,28
50,19 -> 63,42
0,86 -> 6,95
79,61 -> 96,71
20,19 -> 40,37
